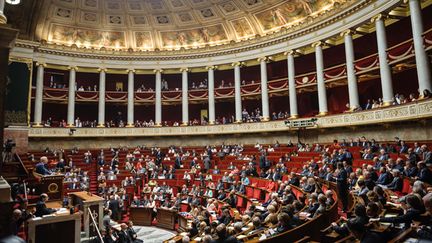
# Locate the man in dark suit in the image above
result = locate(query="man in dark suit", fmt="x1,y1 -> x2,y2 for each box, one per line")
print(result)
335,162 -> 349,212
34,193 -> 56,217
376,167 -> 392,185
288,172 -> 300,187
118,223 -> 133,243
203,156 -> 211,173
422,145 -> 432,165
127,221 -> 143,243
174,154 -> 182,169
417,161 -> 432,184
35,156 -> 51,175
108,195 -> 121,221
385,169 -> 403,192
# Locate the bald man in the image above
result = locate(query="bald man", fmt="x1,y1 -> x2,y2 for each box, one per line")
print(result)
35,156 -> 51,175
35,193 -> 56,217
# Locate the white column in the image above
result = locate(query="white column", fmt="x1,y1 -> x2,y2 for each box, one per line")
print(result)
286,51 -> 298,118
408,0 -> 432,95
97,68 -> 106,127
33,63 -> 45,126
342,30 -> 360,110
372,14 -> 394,105
67,66 -> 77,127
127,69 -> 135,127
313,42 -> 328,115
259,57 -> 270,121
155,69 -> 162,126
232,62 -> 242,123
181,68 -> 189,125
0,0 -> 6,24
206,66 -> 216,124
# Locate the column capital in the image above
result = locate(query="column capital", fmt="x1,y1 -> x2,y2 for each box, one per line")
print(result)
35,62 -> 47,68
97,68 -> 107,73
0,15 -> 6,25
231,61 -> 245,67
370,13 -> 387,23
67,66 -> 78,71
283,50 -> 298,56
205,65 -> 217,70
127,69 -> 136,73
340,29 -> 356,37
179,67 -> 189,72
311,41 -> 323,48
257,56 -> 272,63
153,69 -> 163,73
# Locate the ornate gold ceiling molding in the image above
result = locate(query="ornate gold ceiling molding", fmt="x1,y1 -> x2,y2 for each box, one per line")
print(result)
16,0 -> 375,60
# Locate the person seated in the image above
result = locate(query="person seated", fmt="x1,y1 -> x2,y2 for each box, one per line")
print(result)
275,212 -> 293,233
370,194 -> 425,229
331,204 -> 369,236
263,205 -> 278,225
347,217 -> 385,242
382,169 -> 403,192
248,217 -> 264,235
103,228 -> 119,243
218,209 -> 233,226
35,193 -> 56,217
305,193 -> 320,216
35,156 -> 51,175
312,194 -> 329,218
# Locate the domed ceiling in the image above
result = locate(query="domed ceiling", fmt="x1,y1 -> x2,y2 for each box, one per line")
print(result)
33,0 -> 348,51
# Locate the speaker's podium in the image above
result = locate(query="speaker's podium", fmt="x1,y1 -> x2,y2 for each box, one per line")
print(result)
32,172 -> 64,201
68,191 -> 104,238
27,211 -> 82,243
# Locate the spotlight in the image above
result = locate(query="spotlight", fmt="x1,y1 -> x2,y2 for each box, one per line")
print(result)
6,0 -> 21,5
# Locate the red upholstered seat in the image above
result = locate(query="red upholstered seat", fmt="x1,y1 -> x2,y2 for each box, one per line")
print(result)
402,178 -> 412,195
246,186 -> 254,198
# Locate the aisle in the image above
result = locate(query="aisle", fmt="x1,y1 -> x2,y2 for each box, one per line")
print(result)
133,226 -> 176,243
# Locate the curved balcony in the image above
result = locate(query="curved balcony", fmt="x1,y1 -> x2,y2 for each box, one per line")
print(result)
28,98 -> 432,138
31,29 -> 432,105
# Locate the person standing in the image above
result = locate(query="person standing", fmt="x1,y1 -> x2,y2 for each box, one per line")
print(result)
108,195 -> 120,221
334,162 -> 349,212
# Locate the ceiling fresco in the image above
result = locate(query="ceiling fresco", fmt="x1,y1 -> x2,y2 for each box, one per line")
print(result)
30,0 -> 349,51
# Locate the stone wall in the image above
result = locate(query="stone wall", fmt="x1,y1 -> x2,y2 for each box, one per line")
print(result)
27,120 -> 432,150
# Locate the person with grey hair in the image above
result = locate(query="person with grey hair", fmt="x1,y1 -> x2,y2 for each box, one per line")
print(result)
202,235 -> 212,243
35,156 -> 51,175
181,235 -> 190,243
383,169 -> 403,192
233,222 -> 243,234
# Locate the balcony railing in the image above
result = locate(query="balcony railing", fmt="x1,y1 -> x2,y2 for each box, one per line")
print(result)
31,28 -> 432,104
28,98 -> 432,138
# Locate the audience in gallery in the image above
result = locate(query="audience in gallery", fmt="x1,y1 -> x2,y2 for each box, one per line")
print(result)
21,135 -> 432,242
45,76 -> 263,93
42,107 -> 290,128
40,88 -> 431,129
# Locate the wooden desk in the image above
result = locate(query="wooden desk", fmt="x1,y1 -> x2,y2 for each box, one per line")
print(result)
178,213 -> 190,232
157,208 -> 177,230
129,207 -> 153,226
68,191 -> 104,238
27,212 -> 81,243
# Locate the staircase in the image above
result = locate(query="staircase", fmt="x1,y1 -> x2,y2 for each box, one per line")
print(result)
0,153 -> 29,184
